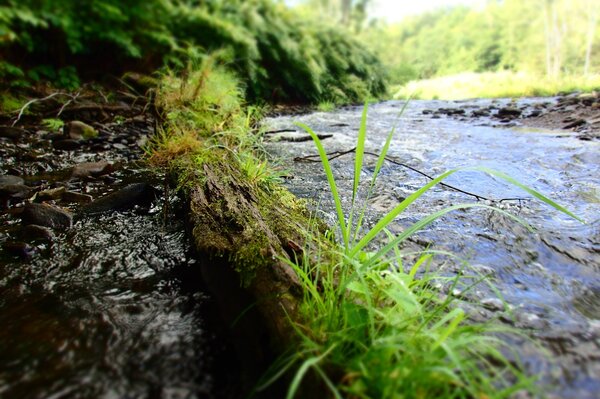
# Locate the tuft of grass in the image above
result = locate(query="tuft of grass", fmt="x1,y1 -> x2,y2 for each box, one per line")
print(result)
393,71 -> 600,100
317,101 -> 336,112
266,103 -> 579,398
41,118 -> 64,132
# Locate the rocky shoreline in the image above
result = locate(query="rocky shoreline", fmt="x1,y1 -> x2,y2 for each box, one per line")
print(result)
422,91 -> 600,140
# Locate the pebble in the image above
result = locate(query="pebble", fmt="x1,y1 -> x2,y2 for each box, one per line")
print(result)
481,297 -> 505,312
63,191 -> 93,204
81,183 -> 156,214
37,186 -> 67,201
2,241 -> 35,258
21,202 -> 73,229
71,161 -> 113,178
22,224 -> 55,241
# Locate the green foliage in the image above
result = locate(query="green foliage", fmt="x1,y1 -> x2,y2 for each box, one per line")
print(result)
41,118 -> 64,132
357,0 -> 600,86
0,0 -> 387,104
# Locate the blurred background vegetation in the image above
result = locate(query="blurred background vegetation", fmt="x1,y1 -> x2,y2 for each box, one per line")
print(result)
1,0 -> 599,102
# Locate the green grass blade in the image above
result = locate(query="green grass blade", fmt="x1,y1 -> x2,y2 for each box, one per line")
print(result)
365,203 -> 532,269
295,121 -> 349,248
352,102 -> 369,205
351,168 -> 459,256
286,345 -> 336,399
476,166 -> 585,222
347,102 -> 369,244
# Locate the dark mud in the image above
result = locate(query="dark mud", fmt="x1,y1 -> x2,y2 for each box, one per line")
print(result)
265,99 -> 600,399
0,96 -> 240,399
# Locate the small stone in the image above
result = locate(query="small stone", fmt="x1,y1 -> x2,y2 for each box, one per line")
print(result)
64,121 -> 98,140
2,241 -> 35,259
22,202 -> 73,229
81,183 -> 156,214
62,191 -> 93,204
71,161 -> 113,178
563,118 -> 586,129
22,224 -> 55,241
112,143 -> 128,150
0,126 -> 26,140
0,175 -> 24,186
37,186 -> 67,201
0,184 -> 31,201
471,264 -> 496,277
53,139 -> 81,151
481,297 -> 505,312
496,107 -> 522,118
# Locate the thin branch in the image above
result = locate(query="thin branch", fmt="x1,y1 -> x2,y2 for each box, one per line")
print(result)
294,148 -> 531,203
57,90 -> 82,117
12,92 -> 75,126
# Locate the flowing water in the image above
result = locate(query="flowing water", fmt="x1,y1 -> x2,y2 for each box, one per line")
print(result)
265,99 -> 600,398
0,117 -> 238,398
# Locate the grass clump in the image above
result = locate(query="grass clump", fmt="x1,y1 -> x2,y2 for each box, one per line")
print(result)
394,71 -> 600,100
259,103 -> 579,398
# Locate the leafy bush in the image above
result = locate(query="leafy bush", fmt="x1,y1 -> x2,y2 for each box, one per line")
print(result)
0,0 -> 387,104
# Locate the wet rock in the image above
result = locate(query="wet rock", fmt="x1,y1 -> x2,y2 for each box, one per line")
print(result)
53,139 -> 81,151
470,264 -> 496,277
0,175 -> 24,186
37,186 -> 67,201
63,191 -> 93,204
2,241 -> 35,259
496,107 -> 522,118
563,118 -> 586,129
516,312 -> 547,330
22,224 -> 55,241
438,107 -> 465,116
64,121 -> 98,140
112,143 -> 128,150
0,126 -> 26,140
471,109 -> 490,117
71,161 -> 113,179
22,203 -> 73,229
0,184 -> 31,202
481,297 -> 505,312
81,183 -> 156,214
270,132 -> 333,142
528,109 -> 543,117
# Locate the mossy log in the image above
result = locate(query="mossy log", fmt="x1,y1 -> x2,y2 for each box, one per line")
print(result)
186,154 -> 315,351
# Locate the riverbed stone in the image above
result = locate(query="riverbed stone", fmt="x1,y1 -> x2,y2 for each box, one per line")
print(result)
22,202 -> 73,229
37,186 -> 67,201
64,121 -> 98,140
0,184 -> 31,202
2,241 -> 35,259
62,191 -> 93,204
481,297 -> 505,312
81,183 -> 156,214
22,224 -> 55,241
53,139 -> 81,151
496,107 -> 522,118
0,175 -> 24,186
0,126 -> 26,140
71,161 -> 113,178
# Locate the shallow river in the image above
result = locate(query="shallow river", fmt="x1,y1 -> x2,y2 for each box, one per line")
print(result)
265,99 -> 600,399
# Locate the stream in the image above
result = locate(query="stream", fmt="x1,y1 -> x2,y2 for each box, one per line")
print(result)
265,98 -> 600,399
0,112 -> 238,398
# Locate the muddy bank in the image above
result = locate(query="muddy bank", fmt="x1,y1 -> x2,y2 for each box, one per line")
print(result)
264,99 -> 600,398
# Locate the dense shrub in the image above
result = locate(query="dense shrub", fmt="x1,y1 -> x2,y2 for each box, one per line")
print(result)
0,0 -> 387,103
